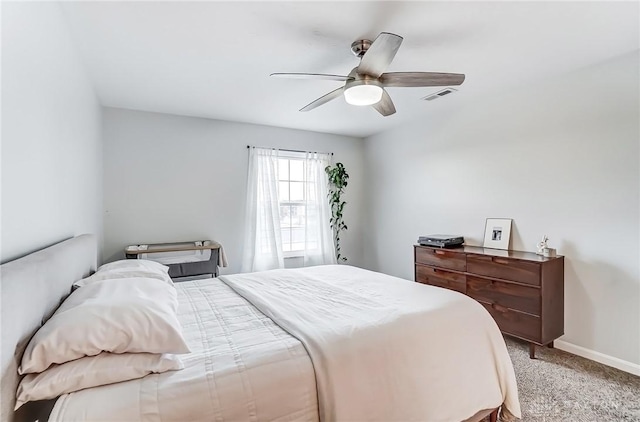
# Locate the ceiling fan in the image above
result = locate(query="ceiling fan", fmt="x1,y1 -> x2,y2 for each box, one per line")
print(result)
271,32 -> 465,117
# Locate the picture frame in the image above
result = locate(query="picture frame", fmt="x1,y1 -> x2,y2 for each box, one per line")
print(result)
483,218 -> 512,250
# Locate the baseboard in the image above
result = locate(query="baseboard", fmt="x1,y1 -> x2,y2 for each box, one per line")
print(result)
554,340 -> 640,376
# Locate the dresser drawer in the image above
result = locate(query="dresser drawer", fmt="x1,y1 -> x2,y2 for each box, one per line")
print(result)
415,247 -> 466,271
467,255 -> 540,286
415,265 -> 466,294
479,302 -> 541,343
467,276 -> 540,316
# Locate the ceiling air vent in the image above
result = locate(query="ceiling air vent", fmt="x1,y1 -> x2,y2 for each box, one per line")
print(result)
422,88 -> 458,101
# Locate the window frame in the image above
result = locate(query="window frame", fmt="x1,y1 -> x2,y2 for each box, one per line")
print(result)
277,151 -> 309,258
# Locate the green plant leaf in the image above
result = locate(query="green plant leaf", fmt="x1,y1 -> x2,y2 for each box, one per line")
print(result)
326,162 -> 349,263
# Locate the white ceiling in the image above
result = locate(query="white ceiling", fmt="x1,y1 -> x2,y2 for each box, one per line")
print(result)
60,1 -> 639,138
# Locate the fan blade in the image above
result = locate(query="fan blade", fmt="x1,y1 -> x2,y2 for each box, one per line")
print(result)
372,89 -> 396,116
300,87 -> 344,112
271,73 -> 353,82
380,72 -> 465,87
357,32 -> 403,78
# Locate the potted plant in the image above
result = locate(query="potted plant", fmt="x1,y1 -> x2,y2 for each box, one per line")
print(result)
325,162 -> 349,262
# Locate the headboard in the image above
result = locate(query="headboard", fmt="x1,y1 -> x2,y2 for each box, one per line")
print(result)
0,234 -> 97,421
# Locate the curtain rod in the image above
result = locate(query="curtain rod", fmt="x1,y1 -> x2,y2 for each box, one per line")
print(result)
247,145 -> 333,156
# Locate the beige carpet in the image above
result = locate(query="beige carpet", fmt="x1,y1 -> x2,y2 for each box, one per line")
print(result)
504,337 -> 640,421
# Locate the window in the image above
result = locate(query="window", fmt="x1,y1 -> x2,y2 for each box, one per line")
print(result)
242,147 -> 334,272
277,155 -> 317,255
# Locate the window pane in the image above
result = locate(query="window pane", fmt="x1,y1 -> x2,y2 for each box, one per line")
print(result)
281,228 -> 291,251
291,227 -> 305,243
290,182 -> 304,201
290,160 -> 304,181
278,159 -> 289,180
290,205 -> 306,227
279,181 -> 290,201
291,242 -> 305,252
280,205 -> 291,227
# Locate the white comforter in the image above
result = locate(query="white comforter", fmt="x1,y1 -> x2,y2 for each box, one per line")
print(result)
50,265 -> 520,422
221,265 -> 521,422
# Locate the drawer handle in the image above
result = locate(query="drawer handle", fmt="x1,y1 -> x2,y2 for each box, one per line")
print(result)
434,250 -> 446,255
493,258 -> 510,265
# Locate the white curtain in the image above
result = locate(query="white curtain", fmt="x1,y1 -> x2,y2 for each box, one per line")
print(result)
242,148 -> 337,272
302,152 -> 337,266
241,148 -> 284,272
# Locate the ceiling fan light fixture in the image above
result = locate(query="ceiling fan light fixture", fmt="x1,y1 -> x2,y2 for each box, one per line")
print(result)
274,32 -> 465,116
344,83 -> 383,106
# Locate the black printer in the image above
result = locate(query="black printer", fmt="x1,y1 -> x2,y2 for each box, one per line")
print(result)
417,235 -> 464,248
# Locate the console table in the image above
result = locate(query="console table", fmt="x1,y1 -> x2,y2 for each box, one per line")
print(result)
414,245 -> 564,358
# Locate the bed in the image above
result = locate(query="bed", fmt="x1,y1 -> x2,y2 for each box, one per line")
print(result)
1,235 -> 520,422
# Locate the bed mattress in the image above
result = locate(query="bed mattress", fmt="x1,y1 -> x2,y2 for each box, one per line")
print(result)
49,279 -> 319,421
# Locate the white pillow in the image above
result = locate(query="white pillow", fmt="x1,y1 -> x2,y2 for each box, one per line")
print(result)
74,268 -> 173,288
98,259 -> 169,275
16,352 -> 183,409
20,278 -> 190,374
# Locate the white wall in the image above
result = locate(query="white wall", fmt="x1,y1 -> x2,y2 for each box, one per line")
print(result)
102,108 -> 365,273
363,52 -> 640,367
1,2 -> 103,263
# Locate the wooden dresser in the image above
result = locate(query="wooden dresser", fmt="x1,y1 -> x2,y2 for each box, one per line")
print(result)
414,245 -> 564,358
